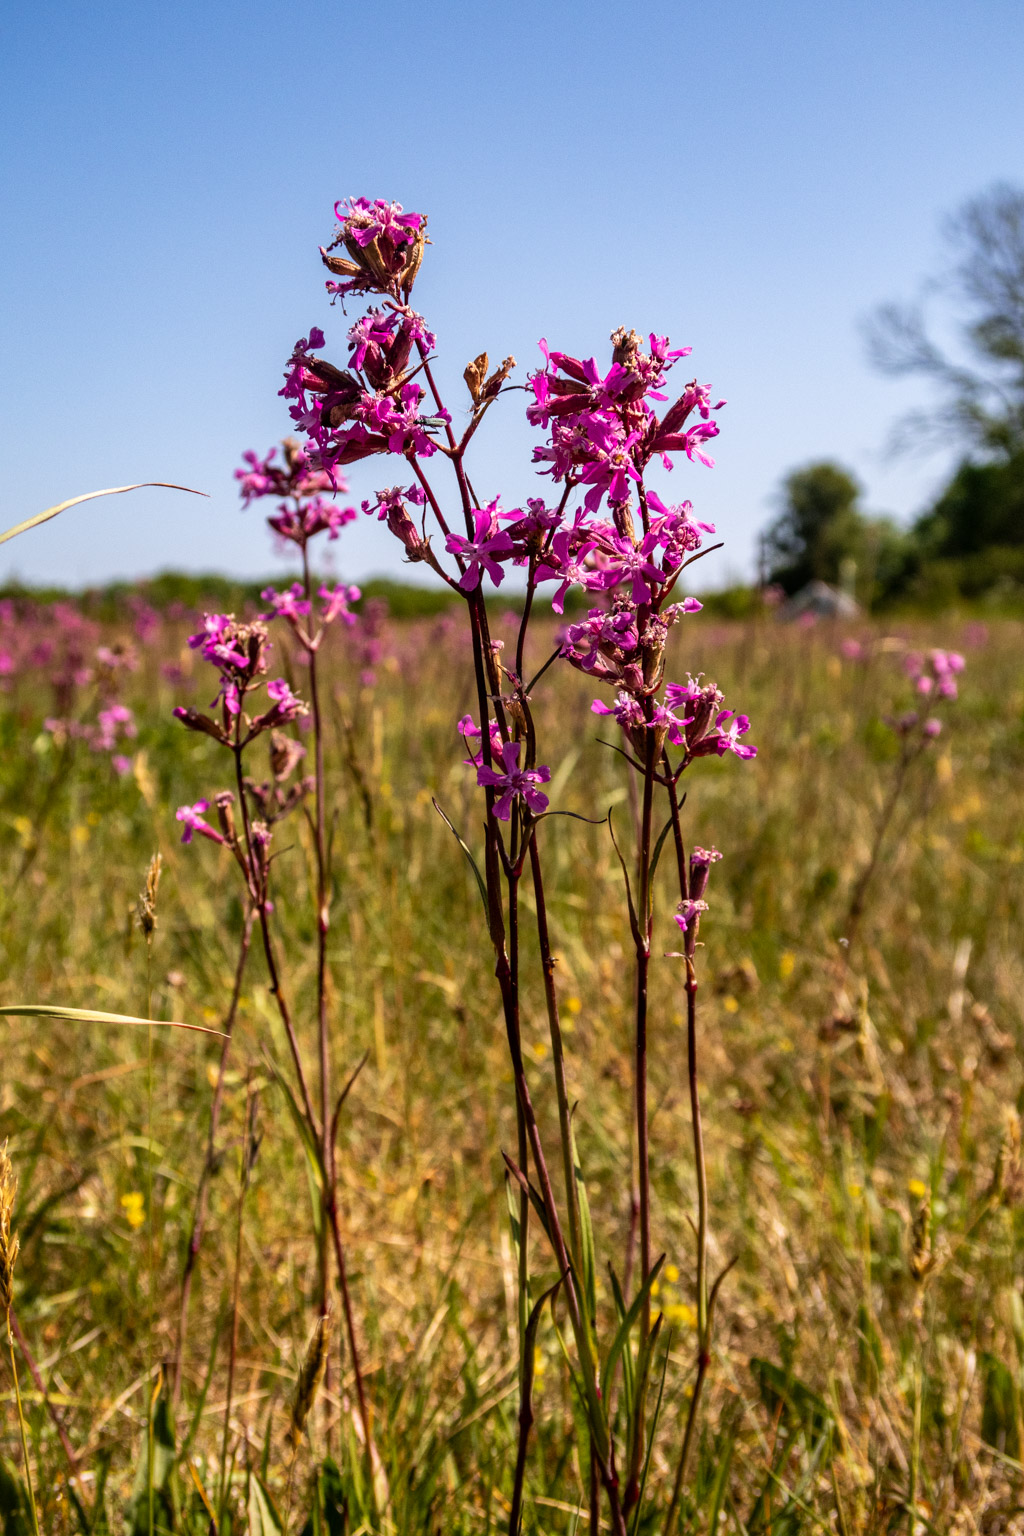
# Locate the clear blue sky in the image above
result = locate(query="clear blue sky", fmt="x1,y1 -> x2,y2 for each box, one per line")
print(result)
2,0 -> 1021,588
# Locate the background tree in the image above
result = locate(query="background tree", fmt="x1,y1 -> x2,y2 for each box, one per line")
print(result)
866,182 -> 1024,459
863,183 -> 1024,604
762,460 -> 906,601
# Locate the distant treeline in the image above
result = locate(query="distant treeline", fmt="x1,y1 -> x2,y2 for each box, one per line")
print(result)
759,452 -> 1024,615
0,573 -> 459,622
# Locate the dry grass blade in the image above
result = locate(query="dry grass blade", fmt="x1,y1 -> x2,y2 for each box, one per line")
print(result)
0,1004 -> 226,1037
0,482 -> 208,547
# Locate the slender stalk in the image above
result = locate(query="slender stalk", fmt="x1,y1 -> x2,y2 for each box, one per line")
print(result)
218,1080 -> 254,1524
6,1322 -> 40,1536
300,544 -> 333,1182
324,1199 -> 371,1447
232,735 -> 372,1455
635,728 -> 657,1343
685,959 -> 708,1340
301,540 -> 340,1427
507,870 -> 533,1536
8,1312 -> 81,1487
529,835 -> 583,1276
413,390 -> 629,1536
173,905 -> 254,1402
663,958 -> 711,1536
908,1350 -> 923,1533
144,935 -> 155,1536
232,745 -> 317,1134
843,745 -> 913,964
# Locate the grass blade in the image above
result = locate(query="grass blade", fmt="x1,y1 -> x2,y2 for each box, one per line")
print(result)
0,1005 -> 225,1037
432,799 -> 489,916
0,483 -> 207,547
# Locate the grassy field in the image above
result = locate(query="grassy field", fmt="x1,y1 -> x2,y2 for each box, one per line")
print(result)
1,600 -> 1023,1533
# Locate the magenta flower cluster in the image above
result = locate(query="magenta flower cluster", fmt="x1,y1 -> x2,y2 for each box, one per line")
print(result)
271,198 -> 758,937
891,647 -> 966,740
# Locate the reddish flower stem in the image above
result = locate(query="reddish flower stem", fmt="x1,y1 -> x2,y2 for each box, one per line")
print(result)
172,903 -> 254,1403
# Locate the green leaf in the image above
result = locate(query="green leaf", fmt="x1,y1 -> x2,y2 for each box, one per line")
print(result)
128,1379 -> 176,1535
0,483 -> 207,548
701,1419 -> 737,1529
648,815 -> 675,896
749,1356 -> 833,1442
569,1115 -> 597,1333
0,1458 -> 32,1536
247,1472 -> 285,1535
629,1320 -> 668,1535
502,1152 -> 554,1248
261,1049 -> 324,1210
432,799 -> 489,916
608,1266 -> 634,1416
607,809 -> 640,942
602,1257 -> 665,1410
551,1300 -> 610,1468
0,1004 -> 224,1037
320,1457 -> 348,1536
505,1169 -> 523,1260
521,1274 -> 565,1420
982,1352 -> 1022,1459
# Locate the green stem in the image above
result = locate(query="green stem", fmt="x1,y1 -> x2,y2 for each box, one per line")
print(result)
7,1322 -> 40,1536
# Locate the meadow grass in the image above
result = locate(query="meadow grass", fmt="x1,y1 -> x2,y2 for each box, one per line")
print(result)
1,606 -> 1022,1533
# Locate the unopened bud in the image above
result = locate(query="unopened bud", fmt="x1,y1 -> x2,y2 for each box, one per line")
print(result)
464,352 -> 489,404
214,791 -> 236,843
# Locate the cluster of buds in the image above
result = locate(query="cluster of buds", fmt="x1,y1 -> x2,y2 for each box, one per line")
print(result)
320,197 -> 427,300
889,646 -> 966,741
361,485 -> 445,576
237,438 -> 357,549
245,729 -> 314,823
905,647 -> 965,700
675,846 -> 723,954
176,790 -> 276,910
261,581 -> 362,651
173,614 -> 306,744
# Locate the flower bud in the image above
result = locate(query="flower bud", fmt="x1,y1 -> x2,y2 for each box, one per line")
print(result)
214,790 -> 237,843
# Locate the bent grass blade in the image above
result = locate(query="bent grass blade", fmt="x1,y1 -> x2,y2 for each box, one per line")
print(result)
0,1005 -> 226,1037
0,483 -> 208,547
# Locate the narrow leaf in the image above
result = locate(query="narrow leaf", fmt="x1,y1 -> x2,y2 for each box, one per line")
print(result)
569,1114 -> 597,1330
432,798 -> 489,916
0,1004 -> 224,1037
603,1256 -> 665,1401
648,815 -> 675,891
0,482 -> 207,548
630,1319 -> 668,1534
247,1472 -> 285,1535
607,807 -> 639,940
502,1151 -> 554,1246
608,1266 -> 635,1412
521,1273 -> 566,1413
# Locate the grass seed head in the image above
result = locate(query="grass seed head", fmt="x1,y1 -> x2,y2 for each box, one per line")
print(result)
910,1190 -> 934,1283
0,1140 -> 20,1317
135,851 -> 163,937
992,1108 -> 1022,1205
288,1308 -> 332,1448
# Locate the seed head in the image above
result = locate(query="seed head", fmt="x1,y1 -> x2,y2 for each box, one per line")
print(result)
909,1190 -> 934,1283
0,1141 -> 20,1317
288,1309 -> 332,1448
991,1108 -> 1022,1206
135,851 -> 162,938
